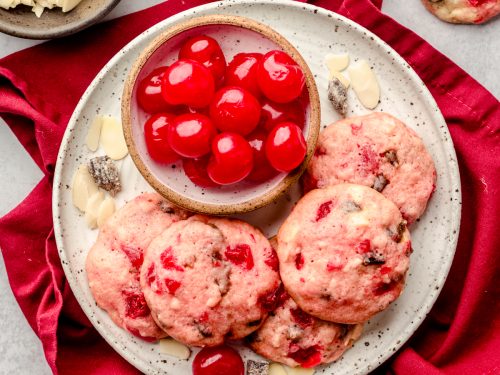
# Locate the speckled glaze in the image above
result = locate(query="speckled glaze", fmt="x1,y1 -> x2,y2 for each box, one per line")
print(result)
122,15 -> 320,215
52,1 -> 461,374
0,0 -> 120,39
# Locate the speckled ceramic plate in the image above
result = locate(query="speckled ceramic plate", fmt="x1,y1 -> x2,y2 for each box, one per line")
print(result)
0,0 -> 120,39
52,1 -> 461,374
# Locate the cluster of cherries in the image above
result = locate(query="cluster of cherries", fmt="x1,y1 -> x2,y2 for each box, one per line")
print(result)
138,35 -> 308,186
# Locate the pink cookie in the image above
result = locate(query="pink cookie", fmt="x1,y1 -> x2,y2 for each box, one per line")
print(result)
422,0 -> 500,24
304,113 -> 436,224
249,294 -> 363,368
86,193 -> 189,340
277,184 -> 411,324
141,216 -> 280,347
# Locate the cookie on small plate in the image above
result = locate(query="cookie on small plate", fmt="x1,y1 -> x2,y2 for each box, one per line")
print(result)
249,292 -> 363,368
277,184 -> 411,324
86,193 -> 189,340
304,112 -> 436,224
141,216 -> 280,346
421,0 -> 500,24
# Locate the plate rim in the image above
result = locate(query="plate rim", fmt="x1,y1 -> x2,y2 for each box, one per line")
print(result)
52,1 -> 462,374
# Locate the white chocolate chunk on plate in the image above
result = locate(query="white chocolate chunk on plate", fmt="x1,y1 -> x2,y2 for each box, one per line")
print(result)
159,338 -> 191,360
0,0 -> 14,10
269,363 -> 288,375
348,60 -> 380,109
86,115 -> 103,152
100,115 -> 128,160
325,53 -> 350,72
62,0 -> 81,12
72,164 -> 99,212
85,191 -> 104,229
97,196 -> 115,228
283,365 -> 315,375
32,3 -> 44,17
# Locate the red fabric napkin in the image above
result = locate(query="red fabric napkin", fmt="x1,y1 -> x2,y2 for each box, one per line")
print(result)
0,0 -> 498,374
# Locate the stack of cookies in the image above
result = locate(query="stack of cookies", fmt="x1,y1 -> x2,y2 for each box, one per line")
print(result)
86,112 -> 436,369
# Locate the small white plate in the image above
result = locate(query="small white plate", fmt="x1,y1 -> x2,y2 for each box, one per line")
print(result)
53,1 -> 461,374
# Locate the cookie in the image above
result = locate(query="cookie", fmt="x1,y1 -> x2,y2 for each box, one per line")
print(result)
141,216 -> 280,347
249,293 -> 363,368
422,0 -> 500,24
304,113 -> 436,224
86,193 -> 189,340
277,184 -> 411,324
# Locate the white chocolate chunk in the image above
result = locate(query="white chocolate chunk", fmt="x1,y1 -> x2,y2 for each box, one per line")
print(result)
97,196 -> 115,228
269,363 -> 287,375
85,191 -> 104,229
100,115 -> 128,160
159,339 -> 191,360
284,365 -> 315,375
86,115 -> 103,152
32,3 -> 44,17
348,211 -> 370,227
61,0 -> 80,12
170,297 -> 181,310
0,0 -> 15,10
348,60 -> 380,109
325,53 -> 350,72
329,69 -> 350,88
72,164 -> 99,212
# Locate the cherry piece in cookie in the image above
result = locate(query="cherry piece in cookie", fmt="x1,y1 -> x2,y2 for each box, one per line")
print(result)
265,122 -> 306,172
225,244 -> 254,270
179,35 -> 226,84
144,113 -> 180,164
122,290 -> 150,319
137,67 -> 176,114
209,86 -> 261,136
192,346 -> 244,375
225,52 -> 263,97
167,113 -> 216,158
259,98 -> 306,132
288,344 -> 322,368
161,59 -> 215,108
208,132 -> 254,185
257,50 -> 305,103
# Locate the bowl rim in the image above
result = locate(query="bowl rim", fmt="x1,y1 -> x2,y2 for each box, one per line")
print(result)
0,0 -> 121,39
122,14 -> 320,215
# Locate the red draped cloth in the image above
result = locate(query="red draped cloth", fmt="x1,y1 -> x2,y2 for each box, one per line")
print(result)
0,1 -> 498,374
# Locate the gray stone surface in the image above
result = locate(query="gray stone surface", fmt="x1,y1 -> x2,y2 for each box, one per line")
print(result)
382,0 -> 500,98
0,0 -> 497,373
